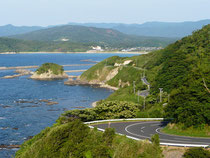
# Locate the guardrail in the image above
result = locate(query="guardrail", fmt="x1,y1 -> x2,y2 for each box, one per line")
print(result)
85,118 -> 209,148
84,118 -> 165,124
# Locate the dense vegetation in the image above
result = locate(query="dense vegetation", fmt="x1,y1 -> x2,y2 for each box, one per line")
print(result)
36,63 -> 64,75
154,25 -> 210,127
60,101 -> 141,122
0,37 -> 91,52
16,119 -> 163,158
80,25 -> 210,129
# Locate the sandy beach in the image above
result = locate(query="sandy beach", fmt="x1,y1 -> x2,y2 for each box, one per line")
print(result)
0,51 -> 149,55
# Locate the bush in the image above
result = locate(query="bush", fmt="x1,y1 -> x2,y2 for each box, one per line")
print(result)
151,134 -> 160,147
183,147 -> 210,158
60,101 -> 141,122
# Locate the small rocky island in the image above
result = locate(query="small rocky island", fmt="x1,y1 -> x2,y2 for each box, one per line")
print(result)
30,63 -> 68,80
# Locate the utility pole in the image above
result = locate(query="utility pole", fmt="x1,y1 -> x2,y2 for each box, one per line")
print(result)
159,88 -> 163,103
168,94 -> 170,102
137,90 -> 140,103
133,81 -> 136,94
143,96 -> 146,110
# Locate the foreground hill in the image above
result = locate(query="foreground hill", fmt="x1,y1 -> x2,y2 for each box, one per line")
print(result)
69,19 -> 210,38
10,25 -> 176,47
0,24 -> 43,37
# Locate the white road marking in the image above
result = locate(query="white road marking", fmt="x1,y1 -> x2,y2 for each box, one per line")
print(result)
124,122 -> 210,144
174,138 -> 191,141
150,124 -> 160,127
141,126 -> 145,129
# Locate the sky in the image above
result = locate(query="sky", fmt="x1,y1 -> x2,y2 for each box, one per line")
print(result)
0,0 -> 209,26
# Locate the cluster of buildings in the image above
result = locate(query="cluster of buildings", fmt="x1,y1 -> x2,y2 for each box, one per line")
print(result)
121,47 -> 162,52
90,46 -> 163,52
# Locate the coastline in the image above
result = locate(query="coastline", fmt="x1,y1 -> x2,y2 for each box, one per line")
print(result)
0,51 -> 149,55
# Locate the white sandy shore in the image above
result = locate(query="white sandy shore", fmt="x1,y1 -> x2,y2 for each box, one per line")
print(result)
91,84 -> 118,107
0,51 -> 149,55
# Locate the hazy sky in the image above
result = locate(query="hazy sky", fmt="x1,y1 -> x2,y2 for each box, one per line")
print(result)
0,0 -> 209,26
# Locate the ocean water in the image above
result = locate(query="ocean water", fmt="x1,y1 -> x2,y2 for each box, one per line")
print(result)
0,53 -> 137,157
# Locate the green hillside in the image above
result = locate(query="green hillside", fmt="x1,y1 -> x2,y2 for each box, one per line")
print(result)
16,119 -> 162,158
10,25 -> 176,47
80,24 -> 210,128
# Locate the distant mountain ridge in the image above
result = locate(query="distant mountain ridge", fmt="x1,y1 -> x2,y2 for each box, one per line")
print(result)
10,25 -> 176,47
68,19 -> 210,37
0,24 -> 43,37
1,19 -> 209,38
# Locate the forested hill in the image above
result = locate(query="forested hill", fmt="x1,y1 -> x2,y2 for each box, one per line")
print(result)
10,25 -> 176,47
80,24 -> 210,127
151,24 -> 210,127
0,37 -> 91,52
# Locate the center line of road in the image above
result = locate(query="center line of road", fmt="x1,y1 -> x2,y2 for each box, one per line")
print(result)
124,122 -> 210,145
174,138 -> 191,141
141,130 -> 144,133
141,126 -> 145,129
150,124 -> 160,127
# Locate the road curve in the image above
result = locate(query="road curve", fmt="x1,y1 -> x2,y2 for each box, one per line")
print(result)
92,121 -> 210,146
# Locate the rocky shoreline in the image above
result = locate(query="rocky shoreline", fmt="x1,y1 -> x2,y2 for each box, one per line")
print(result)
64,78 -> 118,91
64,78 -> 100,86
2,69 -> 33,79
30,71 -> 68,80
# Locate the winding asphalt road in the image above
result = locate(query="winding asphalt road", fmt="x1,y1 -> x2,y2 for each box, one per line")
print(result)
92,121 -> 210,146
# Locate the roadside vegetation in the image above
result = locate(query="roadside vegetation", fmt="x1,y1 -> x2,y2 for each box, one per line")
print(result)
161,123 -> 210,137
183,147 -> 210,158
16,119 -> 163,158
59,101 -> 141,122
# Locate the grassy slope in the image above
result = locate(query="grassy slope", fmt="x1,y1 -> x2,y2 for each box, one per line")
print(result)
162,123 -> 210,137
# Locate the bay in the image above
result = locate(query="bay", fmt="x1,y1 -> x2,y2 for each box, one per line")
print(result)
0,53 -> 137,157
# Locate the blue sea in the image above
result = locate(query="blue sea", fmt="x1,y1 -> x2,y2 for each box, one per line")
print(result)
0,53 -> 138,157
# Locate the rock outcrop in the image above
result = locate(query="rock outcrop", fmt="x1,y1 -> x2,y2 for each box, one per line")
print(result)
30,70 -> 68,80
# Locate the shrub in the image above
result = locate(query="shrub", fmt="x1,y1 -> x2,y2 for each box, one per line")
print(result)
151,134 -> 160,147
60,101 -> 141,122
183,147 -> 210,158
